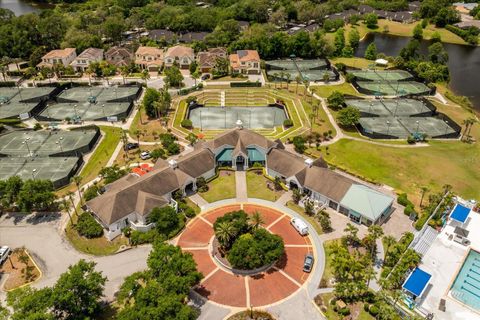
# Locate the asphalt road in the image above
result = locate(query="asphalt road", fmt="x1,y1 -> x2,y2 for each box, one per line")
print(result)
0,212 -> 150,303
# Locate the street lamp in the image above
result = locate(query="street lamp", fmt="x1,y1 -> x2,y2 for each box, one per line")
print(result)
56,137 -> 64,153
386,120 -> 391,135
23,137 -> 32,158
445,120 -> 449,135
102,104 -> 106,119
32,168 -> 37,180
416,120 -> 420,134
73,104 -> 78,118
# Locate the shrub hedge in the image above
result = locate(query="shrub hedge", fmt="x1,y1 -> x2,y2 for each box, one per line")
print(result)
76,212 -> 104,238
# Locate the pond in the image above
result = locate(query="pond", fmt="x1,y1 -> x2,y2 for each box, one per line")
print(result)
0,0 -> 52,15
355,33 -> 480,111
188,106 -> 288,130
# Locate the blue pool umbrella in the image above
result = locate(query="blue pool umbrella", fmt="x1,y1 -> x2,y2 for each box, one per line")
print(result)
403,267 -> 432,298
450,204 -> 471,224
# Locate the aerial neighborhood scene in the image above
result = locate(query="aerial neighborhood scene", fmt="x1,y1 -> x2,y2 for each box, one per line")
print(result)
0,0 -> 480,319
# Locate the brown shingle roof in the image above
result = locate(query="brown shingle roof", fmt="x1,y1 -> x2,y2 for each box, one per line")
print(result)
165,45 -> 194,59
295,166 -> 353,202
42,48 -> 76,59
86,167 -> 182,225
176,148 -> 215,178
204,128 -> 277,151
266,148 -> 306,178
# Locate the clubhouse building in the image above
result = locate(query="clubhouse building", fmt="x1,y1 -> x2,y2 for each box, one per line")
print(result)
86,126 -> 394,240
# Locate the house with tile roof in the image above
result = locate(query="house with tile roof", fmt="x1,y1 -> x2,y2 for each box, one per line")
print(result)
135,46 -> 164,71
105,46 -> 133,67
148,29 -> 177,43
70,48 -> 104,72
229,50 -> 261,74
37,48 -> 77,68
164,45 -> 195,69
86,126 -> 393,240
196,47 -> 228,73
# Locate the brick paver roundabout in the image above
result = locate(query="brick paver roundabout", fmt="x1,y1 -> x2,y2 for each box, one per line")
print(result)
176,203 -> 314,308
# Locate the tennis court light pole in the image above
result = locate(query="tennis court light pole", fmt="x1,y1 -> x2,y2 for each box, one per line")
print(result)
386,120 -> 391,135
32,169 -> 37,180
416,120 -> 420,134
23,138 -> 32,158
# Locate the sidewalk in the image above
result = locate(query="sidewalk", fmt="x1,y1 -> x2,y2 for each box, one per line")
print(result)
188,193 -> 209,209
235,171 -> 248,202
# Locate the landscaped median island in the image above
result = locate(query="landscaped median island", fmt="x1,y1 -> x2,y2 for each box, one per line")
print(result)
212,210 -> 284,271
0,248 -> 41,291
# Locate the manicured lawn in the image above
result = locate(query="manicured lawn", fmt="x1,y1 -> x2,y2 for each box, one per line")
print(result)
200,170 -> 236,202
80,126 -> 123,184
129,108 -> 167,142
323,136 -> 480,206
56,125 -> 123,197
185,198 -> 201,214
65,211 -> 128,256
311,83 -> 360,98
320,239 -> 341,287
246,170 -> 283,201
286,201 -> 323,235
326,20 -> 469,46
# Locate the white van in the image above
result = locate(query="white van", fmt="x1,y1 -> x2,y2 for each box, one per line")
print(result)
290,218 -> 309,236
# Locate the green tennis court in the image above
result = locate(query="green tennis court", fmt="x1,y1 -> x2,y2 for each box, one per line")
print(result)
347,99 -> 433,117
0,87 -> 56,119
0,128 -> 99,157
356,81 -> 431,96
349,70 -> 413,81
0,156 -> 81,188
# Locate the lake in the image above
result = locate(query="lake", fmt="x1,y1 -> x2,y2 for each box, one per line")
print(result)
355,33 -> 480,111
0,0 -> 52,15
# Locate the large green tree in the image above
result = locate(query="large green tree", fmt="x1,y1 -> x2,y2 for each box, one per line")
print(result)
51,260 -> 106,319
165,66 -> 184,87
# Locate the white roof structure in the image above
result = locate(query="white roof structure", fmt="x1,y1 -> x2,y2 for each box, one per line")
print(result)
375,58 -> 388,66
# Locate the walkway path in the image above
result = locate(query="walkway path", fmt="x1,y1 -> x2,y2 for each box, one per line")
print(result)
188,193 -> 209,210
369,239 -> 384,292
275,190 -> 292,206
235,171 -> 248,202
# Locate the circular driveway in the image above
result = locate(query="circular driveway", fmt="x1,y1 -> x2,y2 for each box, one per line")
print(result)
177,203 -> 315,308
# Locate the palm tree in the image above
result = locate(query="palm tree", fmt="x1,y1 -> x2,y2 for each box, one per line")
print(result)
382,235 -> 396,257
295,75 -> 302,94
344,223 -> 359,246
120,65 -> 129,85
273,73 -> 279,89
70,176 -> 83,205
67,191 -> 78,218
141,69 -> 150,87
61,197 -> 74,225
249,211 -> 265,229
285,73 -> 291,91
303,79 -> 309,97
215,221 -> 236,248
419,186 -> 430,208
137,103 -> 144,125
367,224 -> 384,258
133,129 -> 142,146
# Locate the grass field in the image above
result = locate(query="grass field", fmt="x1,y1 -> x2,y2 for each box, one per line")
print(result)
327,20 -> 470,46
129,108 -> 167,142
200,170 -> 236,202
79,126 -> 123,184
321,239 -> 341,287
311,83 -> 360,98
246,170 -> 283,201
113,144 -> 159,167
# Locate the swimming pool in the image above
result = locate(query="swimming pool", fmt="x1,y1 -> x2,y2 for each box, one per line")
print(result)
451,249 -> 480,311
188,106 -> 288,129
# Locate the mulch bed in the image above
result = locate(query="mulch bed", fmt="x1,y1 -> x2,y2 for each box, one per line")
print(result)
0,248 -> 41,291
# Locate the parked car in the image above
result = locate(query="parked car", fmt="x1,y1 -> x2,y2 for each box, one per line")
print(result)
140,151 -> 151,160
125,142 -> 139,150
303,253 -> 314,273
201,74 -> 211,80
290,218 -> 309,236
0,246 -> 11,265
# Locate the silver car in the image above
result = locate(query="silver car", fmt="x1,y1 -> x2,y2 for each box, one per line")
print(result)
0,246 -> 10,265
303,253 -> 314,273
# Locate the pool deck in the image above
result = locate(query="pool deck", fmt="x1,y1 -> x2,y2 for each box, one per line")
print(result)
419,211 -> 480,319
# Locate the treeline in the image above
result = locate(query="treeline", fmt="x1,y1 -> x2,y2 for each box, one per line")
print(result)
445,25 -> 479,45
0,176 -> 56,212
